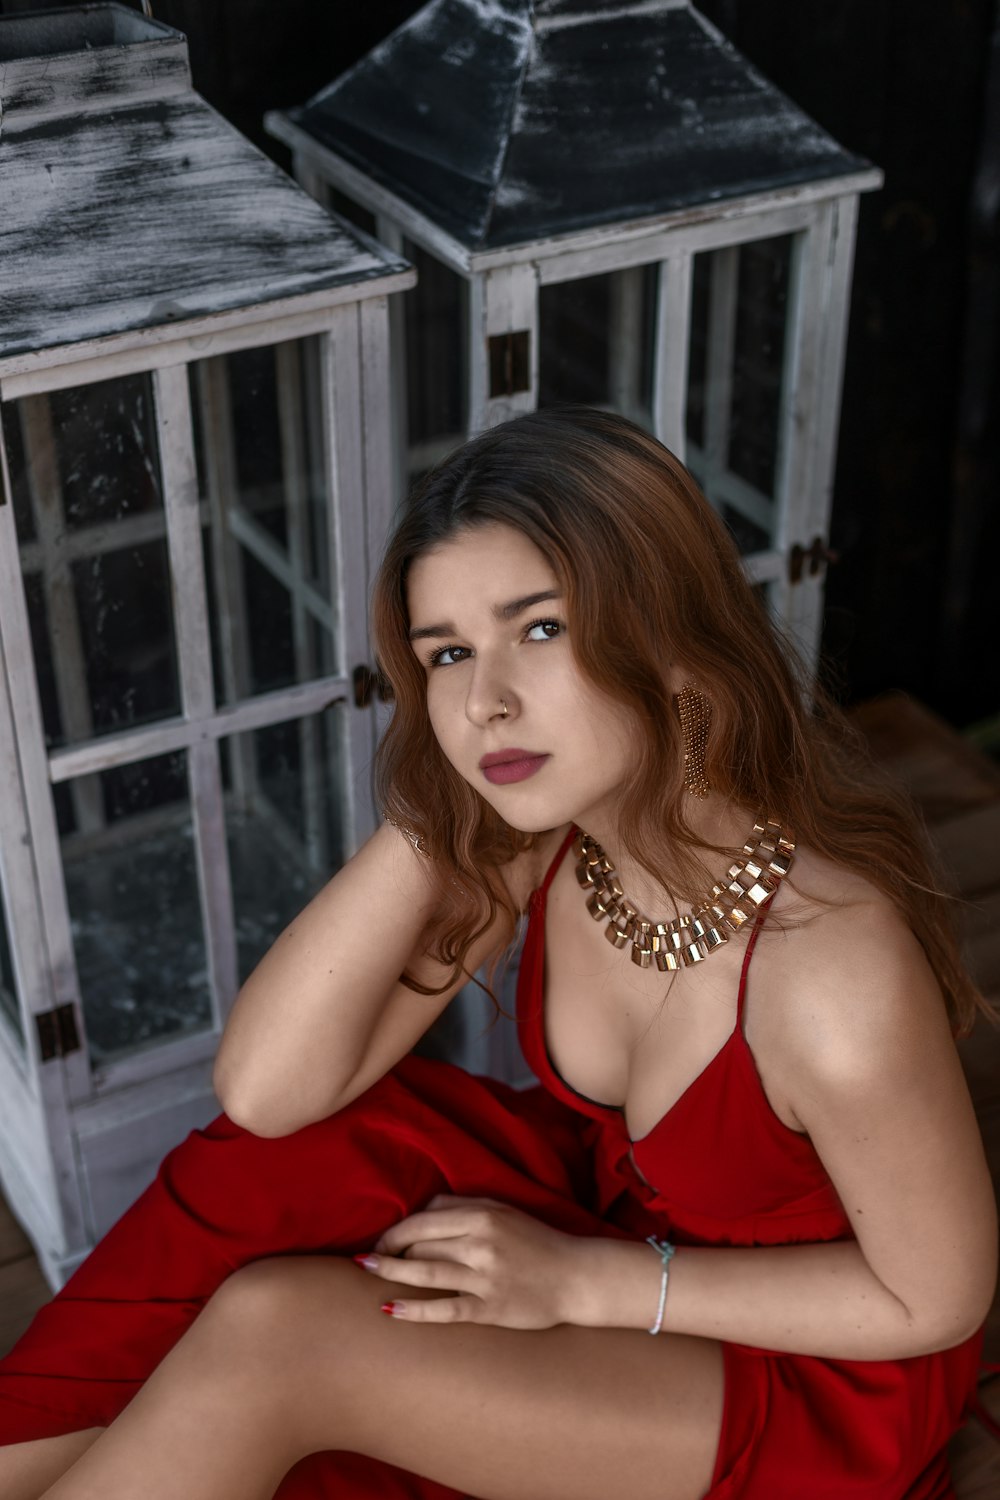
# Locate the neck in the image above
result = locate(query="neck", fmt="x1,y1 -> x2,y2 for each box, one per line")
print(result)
577,793 -> 758,914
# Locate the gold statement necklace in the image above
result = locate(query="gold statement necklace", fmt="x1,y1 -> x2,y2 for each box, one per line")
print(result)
574,817 -> 795,970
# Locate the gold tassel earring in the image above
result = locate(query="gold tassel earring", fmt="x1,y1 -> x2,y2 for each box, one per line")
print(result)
676,681 -> 711,798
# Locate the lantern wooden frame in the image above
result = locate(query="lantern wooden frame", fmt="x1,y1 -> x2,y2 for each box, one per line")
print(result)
268,0 -> 882,673
0,4 -> 414,1284
275,135 -> 878,673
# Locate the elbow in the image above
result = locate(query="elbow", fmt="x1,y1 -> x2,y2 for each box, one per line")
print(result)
212,1057 -> 301,1139
920,1242 -> 999,1354
897,1289 -> 994,1358
931,1276 -> 996,1352
217,1098 -> 298,1140
876,1229 -> 997,1358
212,1050 -> 350,1138
914,1310 -> 990,1356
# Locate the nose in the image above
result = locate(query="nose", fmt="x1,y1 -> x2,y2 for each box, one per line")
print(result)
464,658 -> 516,728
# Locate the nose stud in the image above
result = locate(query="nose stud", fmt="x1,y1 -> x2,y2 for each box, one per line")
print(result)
500,699 -> 509,718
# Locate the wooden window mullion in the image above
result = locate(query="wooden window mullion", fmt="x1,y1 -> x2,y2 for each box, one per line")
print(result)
153,364 -> 238,1027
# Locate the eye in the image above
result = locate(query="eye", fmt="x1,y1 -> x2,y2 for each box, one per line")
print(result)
524,617 -> 564,643
427,643 -> 472,668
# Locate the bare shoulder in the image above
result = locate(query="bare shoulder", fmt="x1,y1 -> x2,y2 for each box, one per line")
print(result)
495,824 -> 574,915
757,844 -> 956,1096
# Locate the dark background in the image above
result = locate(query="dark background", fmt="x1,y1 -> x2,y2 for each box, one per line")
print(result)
4,0 -> 999,736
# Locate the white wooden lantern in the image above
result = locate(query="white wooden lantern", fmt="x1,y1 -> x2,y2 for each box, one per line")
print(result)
0,4 -> 414,1285
269,0 -> 882,669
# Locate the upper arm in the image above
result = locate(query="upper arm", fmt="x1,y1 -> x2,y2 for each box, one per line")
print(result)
775,901 -> 997,1344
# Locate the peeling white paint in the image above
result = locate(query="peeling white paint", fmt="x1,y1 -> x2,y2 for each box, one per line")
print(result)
536,0 -> 688,34
1,95 -> 403,361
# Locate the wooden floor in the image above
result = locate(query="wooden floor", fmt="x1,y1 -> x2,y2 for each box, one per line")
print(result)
1,692 -> 999,1491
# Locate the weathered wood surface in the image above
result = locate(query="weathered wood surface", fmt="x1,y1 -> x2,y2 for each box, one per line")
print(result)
281,0 -> 873,253
0,690 -> 998,1491
271,110 -> 878,282
46,671 -> 349,787
0,10 -> 413,374
0,96 -> 409,367
0,5 -> 189,123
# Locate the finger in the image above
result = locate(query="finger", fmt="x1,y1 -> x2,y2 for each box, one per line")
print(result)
366,1239 -> 469,1265
403,1238 -> 472,1263
357,1253 -> 477,1294
382,1295 -> 480,1324
374,1207 -> 483,1256
426,1194 -> 508,1211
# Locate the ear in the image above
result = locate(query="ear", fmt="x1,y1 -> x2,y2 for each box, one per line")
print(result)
663,661 -> 688,698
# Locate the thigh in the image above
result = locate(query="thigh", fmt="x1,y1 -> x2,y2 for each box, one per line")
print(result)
224,1256 -> 725,1500
0,1428 -> 104,1500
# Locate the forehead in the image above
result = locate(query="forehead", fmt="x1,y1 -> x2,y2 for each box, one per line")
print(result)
406,523 -> 555,610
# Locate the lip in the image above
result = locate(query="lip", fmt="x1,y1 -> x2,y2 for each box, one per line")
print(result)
479,748 -> 542,769
479,750 -> 550,786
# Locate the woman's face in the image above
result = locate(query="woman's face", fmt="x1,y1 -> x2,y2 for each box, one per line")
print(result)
406,522 -> 638,835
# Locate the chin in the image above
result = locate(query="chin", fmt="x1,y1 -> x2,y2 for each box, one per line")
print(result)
479,792 -> 575,840
503,813 -> 561,836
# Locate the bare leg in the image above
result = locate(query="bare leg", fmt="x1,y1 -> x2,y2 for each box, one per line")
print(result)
0,1430 -> 104,1500
37,1256 -> 724,1500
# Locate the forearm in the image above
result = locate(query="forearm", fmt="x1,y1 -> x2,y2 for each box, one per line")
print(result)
563,1236 -> 979,1361
213,823 -> 443,1134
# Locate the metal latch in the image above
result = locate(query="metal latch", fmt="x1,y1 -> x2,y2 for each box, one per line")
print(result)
36,1004 -> 82,1062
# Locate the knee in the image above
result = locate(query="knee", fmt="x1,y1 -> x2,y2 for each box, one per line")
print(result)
204,1258 -> 307,1336
182,1259 -> 306,1384
202,1256 -> 369,1348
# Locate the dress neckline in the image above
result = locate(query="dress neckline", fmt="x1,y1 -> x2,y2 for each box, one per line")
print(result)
526,824 -> 771,1147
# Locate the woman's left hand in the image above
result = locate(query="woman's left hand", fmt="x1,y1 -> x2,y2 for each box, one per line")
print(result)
355,1194 -> 582,1328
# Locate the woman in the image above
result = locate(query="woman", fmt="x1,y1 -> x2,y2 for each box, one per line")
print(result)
0,407 -> 995,1500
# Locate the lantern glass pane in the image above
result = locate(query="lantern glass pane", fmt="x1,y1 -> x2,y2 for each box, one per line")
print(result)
188,337 -> 338,707
538,267 -> 658,429
1,402 -> 36,544
402,239 -> 468,481
0,878 -> 23,1048
2,376 -> 181,751
220,702 -> 347,984
62,749 -> 212,1063
325,186 -> 378,240
685,234 -> 793,554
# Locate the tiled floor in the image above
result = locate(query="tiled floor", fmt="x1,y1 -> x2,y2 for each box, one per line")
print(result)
1,692 -> 999,1491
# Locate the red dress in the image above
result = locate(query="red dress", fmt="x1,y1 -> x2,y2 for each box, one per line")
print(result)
0,828 -> 983,1497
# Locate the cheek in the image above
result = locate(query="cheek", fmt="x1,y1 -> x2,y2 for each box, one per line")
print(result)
424,684 -> 465,764
576,695 -> 640,777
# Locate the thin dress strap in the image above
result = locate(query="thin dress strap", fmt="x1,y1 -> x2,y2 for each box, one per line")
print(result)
735,894 -> 774,1030
537,825 -> 577,898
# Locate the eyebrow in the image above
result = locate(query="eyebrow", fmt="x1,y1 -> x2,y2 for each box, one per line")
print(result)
408,590 -> 563,642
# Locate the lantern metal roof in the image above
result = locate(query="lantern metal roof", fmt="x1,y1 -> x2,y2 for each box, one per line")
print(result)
272,0 -> 874,256
0,4 -> 413,383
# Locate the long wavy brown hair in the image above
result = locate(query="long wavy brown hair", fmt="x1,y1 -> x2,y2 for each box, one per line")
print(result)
371,406 -> 985,1034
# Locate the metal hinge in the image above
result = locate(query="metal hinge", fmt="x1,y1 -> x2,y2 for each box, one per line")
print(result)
352,663 -> 394,709
36,1004 -> 82,1062
788,536 -> 840,584
488,331 -> 531,398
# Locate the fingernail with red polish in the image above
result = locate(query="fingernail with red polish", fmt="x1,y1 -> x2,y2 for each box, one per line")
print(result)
353,1254 -> 379,1270
381,1301 -> 405,1316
